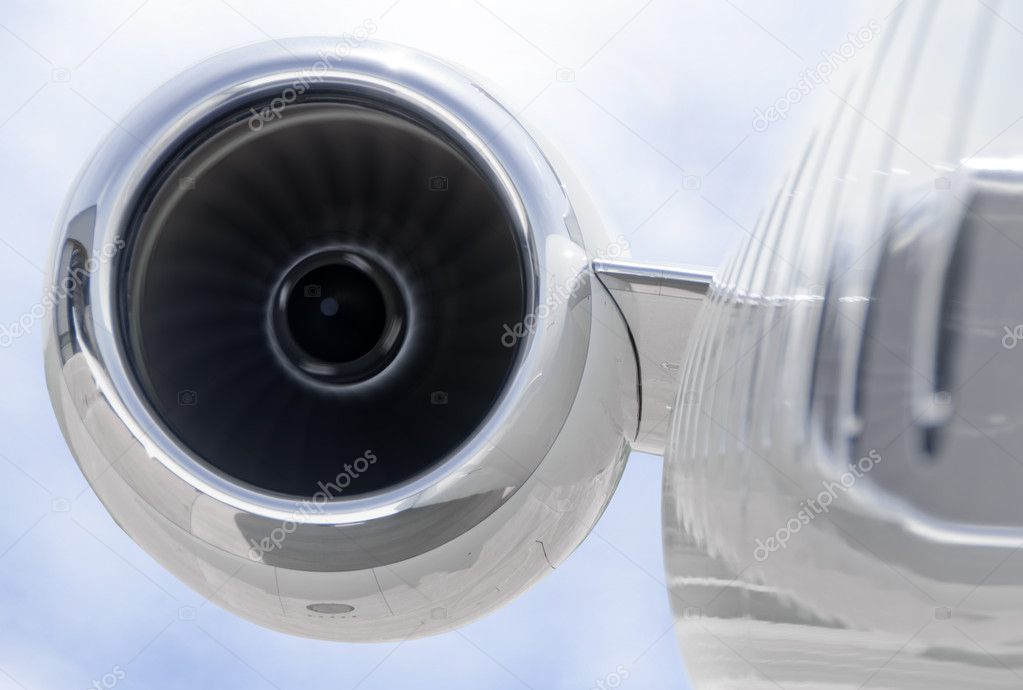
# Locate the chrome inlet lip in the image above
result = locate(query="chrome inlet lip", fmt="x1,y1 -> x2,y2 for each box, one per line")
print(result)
48,39 -> 589,530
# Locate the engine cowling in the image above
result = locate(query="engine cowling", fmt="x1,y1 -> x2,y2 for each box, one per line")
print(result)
45,38 -> 637,641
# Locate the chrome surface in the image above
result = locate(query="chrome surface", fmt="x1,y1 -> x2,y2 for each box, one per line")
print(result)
664,2 -> 1023,687
45,38 -> 637,640
594,259 -> 712,454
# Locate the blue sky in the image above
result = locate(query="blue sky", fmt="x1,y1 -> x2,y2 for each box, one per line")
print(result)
0,1 -> 888,687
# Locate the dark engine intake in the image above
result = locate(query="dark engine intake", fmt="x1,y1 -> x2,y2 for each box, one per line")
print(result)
123,100 -> 526,497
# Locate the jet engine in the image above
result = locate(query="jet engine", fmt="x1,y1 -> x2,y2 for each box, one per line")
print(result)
44,38 -> 639,641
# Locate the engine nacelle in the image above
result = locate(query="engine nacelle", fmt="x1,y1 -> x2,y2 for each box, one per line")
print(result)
45,39 -> 637,641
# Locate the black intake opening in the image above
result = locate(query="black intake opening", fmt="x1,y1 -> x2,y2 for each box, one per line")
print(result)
273,250 -> 406,383
122,100 -> 527,498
